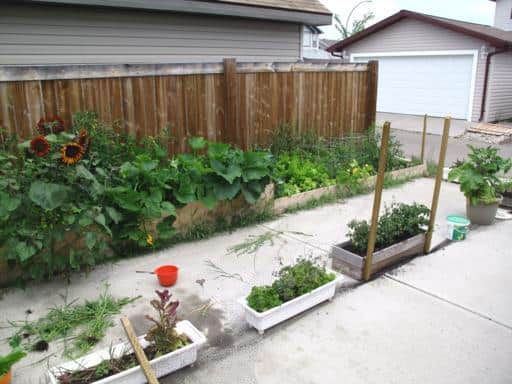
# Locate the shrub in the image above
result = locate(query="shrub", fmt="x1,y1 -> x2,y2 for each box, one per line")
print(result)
347,202 -> 430,255
247,259 -> 335,312
448,145 -> 512,205
0,349 -> 26,376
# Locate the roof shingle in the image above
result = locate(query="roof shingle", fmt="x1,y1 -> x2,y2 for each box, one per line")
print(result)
212,0 -> 331,15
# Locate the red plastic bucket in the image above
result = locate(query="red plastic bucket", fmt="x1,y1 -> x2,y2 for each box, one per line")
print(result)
154,265 -> 179,287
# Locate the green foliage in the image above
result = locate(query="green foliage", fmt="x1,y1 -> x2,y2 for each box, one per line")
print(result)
448,146 -> 512,205
347,202 -> 430,255
8,288 -> 137,358
247,259 -> 335,313
0,349 -> 26,376
334,1 -> 374,39
272,152 -> 335,197
0,112 -> 272,282
246,286 -> 283,313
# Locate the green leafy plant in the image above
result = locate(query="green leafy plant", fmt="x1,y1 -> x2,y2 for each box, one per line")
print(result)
9,288 -> 137,357
347,202 -> 430,255
145,289 -> 189,354
448,146 -> 512,205
247,258 -> 335,313
0,349 -> 26,376
246,286 -> 283,313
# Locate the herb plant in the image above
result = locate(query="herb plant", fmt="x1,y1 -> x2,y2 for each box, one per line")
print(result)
448,146 -> 512,205
145,289 -> 189,354
0,349 -> 26,376
347,202 -> 430,255
247,259 -> 335,313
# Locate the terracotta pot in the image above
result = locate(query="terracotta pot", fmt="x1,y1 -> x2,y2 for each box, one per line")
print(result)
0,370 -> 12,384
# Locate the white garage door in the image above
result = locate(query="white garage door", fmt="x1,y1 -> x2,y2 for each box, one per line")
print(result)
353,54 -> 475,119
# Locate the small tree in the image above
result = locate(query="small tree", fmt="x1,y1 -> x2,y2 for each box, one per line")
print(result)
335,0 -> 374,39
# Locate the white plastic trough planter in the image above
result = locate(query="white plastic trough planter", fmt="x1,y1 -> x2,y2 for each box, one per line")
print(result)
239,272 -> 343,334
47,321 -> 206,384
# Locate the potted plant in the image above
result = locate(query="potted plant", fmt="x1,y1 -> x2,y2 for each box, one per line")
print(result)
448,146 -> 512,225
239,258 -> 342,334
331,203 -> 430,280
0,349 -> 26,384
48,290 -> 206,384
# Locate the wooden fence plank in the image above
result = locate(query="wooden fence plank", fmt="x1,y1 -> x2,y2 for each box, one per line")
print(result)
0,61 -> 376,150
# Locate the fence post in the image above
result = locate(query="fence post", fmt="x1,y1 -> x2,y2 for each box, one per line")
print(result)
363,121 -> 390,281
365,60 -> 379,130
424,117 -> 450,254
223,58 -> 240,148
420,114 -> 427,163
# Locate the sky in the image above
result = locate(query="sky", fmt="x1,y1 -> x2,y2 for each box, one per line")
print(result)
318,0 -> 496,39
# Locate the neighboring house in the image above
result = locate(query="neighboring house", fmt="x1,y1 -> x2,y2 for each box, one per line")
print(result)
327,3 -> 512,123
302,26 -> 338,59
0,0 -> 332,65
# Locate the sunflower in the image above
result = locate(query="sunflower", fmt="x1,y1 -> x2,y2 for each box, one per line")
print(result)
146,234 -> 154,247
60,142 -> 85,165
36,116 -> 65,135
51,116 -> 65,134
30,135 -> 51,157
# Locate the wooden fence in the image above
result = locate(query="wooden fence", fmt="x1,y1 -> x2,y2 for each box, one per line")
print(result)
0,59 -> 377,151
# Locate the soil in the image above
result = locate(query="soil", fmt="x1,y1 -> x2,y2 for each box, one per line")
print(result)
56,339 -> 189,384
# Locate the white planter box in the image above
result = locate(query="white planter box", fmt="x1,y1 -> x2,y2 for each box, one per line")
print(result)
239,272 -> 342,334
47,321 -> 206,384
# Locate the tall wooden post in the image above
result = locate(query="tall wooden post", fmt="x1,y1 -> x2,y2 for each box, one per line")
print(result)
363,122 -> 390,281
223,58 -> 240,148
420,114 -> 427,163
424,117 -> 450,253
365,60 -> 379,130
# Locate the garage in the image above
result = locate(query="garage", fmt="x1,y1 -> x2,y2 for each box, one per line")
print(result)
353,53 -> 476,120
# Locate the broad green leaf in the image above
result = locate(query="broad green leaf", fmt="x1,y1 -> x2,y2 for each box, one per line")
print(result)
160,201 -> 176,217
214,179 -> 241,200
94,213 -> 112,237
85,232 -> 97,250
105,207 -> 123,224
76,164 -> 96,182
156,217 -> 176,239
241,181 -> 265,204
210,160 -> 242,183
15,241 -> 36,262
0,191 -> 20,218
188,136 -> 207,150
28,181 -> 69,210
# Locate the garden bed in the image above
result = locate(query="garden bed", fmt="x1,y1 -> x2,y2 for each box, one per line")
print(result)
331,234 -> 426,280
47,320 -> 206,384
273,163 -> 427,214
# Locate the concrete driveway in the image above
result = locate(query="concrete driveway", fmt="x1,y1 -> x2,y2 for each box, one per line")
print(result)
377,112 -> 470,137
1,179 -> 511,384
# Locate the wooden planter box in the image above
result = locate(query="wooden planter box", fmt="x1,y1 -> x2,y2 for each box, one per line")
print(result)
331,233 -> 426,280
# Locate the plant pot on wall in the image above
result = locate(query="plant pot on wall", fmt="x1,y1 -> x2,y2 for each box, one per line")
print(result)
466,198 -> 501,225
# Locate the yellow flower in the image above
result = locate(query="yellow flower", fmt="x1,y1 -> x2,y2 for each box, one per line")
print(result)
146,234 -> 154,247
60,142 -> 84,165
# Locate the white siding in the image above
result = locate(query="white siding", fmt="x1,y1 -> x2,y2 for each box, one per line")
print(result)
485,51 -> 512,121
0,3 -> 301,65
344,18 -> 489,122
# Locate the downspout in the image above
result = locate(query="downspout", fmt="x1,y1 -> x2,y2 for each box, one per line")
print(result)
479,46 -> 508,122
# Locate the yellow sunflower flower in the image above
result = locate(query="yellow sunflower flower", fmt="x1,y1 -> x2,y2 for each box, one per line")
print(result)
60,142 -> 85,165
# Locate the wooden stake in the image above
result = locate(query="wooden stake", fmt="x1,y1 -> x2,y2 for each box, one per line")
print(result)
420,114 -> 427,163
363,122 -> 391,281
424,117 -> 450,254
120,316 -> 160,384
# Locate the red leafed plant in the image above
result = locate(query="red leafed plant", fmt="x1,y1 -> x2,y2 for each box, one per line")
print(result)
144,290 -> 188,355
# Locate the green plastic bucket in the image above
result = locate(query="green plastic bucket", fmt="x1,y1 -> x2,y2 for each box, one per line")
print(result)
446,215 -> 470,240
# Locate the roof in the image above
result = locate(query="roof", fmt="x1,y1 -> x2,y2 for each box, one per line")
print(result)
24,0 -> 332,25
319,38 -> 338,50
214,0 -> 330,15
327,9 -> 512,52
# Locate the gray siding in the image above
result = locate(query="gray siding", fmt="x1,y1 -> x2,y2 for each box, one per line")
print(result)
0,3 -> 301,65
485,51 -> 512,121
493,0 -> 512,31
344,18 -> 488,122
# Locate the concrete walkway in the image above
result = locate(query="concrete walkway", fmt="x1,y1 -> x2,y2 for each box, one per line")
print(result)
377,112 -> 470,137
1,178 -> 511,384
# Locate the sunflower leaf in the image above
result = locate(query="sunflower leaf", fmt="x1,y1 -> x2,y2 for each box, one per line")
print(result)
28,181 -> 69,210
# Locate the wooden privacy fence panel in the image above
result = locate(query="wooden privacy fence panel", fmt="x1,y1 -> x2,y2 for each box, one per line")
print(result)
0,60 -> 377,151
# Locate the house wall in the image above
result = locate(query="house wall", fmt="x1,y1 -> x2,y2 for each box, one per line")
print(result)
344,18 -> 489,122
484,51 -> 512,121
0,3 -> 302,65
493,0 -> 512,31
